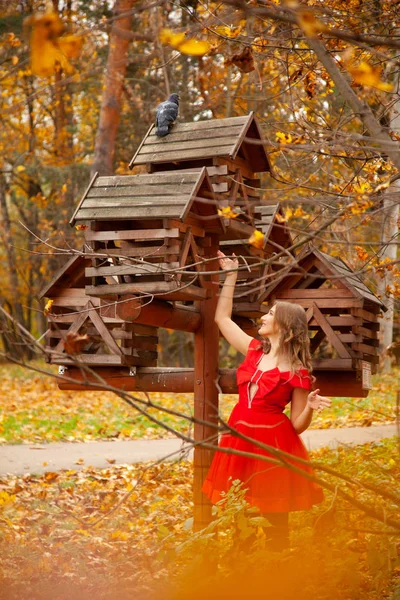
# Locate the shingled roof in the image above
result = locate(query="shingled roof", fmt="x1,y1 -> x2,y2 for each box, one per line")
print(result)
128,112 -> 272,173
69,167 -> 223,229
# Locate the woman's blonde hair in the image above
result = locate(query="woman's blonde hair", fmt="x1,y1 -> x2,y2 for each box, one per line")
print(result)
260,301 -> 313,373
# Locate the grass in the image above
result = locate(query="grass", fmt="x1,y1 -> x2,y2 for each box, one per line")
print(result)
0,360 -> 398,444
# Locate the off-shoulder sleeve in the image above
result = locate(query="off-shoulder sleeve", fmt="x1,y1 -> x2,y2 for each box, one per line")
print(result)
290,370 -> 312,391
247,337 -> 261,354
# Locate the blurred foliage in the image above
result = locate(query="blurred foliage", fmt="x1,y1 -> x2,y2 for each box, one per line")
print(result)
0,438 -> 399,599
0,361 -> 398,443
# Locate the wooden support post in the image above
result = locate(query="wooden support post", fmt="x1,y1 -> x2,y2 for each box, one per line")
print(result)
193,234 -> 219,531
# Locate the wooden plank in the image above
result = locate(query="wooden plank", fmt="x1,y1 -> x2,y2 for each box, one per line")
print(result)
94,244 -> 180,258
351,308 -> 379,321
149,116 -> 249,134
311,358 -> 353,370
280,298 -> 363,309
52,354 -> 156,367
128,123 -> 153,169
49,314 -> 122,324
86,262 -> 180,277
81,195 -> 189,207
168,219 -> 205,238
139,137 -> 239,155
87,303 -> 122,355
337,333 -> 361,343
154,165 -> 229,176
85,281 -> 208,299
216,157 -> 255,180
76,205 -> 185,221
146,124 -> 244,144
51,297 -> 89,307
277,289 -> 354,299
87,184 -> 195,198
69,172 -> 98,226
133,145 -> 235,165
353,325 -> 379,338
352,343 -> 379,356
93,173 -> 199,187
311,303 -> 352,359
85,228 -> 180,242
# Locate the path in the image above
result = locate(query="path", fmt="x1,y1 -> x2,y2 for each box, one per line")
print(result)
0,424 -> 397,476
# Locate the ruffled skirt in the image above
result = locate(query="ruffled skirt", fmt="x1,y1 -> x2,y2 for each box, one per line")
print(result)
202,403 -> 324,513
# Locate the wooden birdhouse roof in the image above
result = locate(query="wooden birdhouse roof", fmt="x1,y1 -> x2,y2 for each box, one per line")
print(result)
263,245 -> 386,311
128,112 -> 272,173
69,167 -> 223,230
40,253 -> 90,299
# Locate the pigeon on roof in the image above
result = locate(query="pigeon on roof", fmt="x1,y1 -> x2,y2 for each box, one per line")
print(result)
155,93 -> 179,137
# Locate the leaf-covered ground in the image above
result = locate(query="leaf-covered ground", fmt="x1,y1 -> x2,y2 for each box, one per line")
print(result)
0,362 -> 398,444
0,438 -> 399,600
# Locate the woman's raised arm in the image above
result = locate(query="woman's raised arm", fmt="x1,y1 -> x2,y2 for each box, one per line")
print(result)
215,250 -> 253,355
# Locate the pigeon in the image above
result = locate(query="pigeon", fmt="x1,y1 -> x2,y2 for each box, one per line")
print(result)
155,93 -> 179,137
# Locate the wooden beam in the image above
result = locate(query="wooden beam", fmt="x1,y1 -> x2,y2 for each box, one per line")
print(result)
116,296 -> 201,332
57,367 -> 368,397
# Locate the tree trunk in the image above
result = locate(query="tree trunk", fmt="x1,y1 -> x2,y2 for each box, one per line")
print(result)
377,102 -> 400,371
0,175 -> 28,359
91,0 -> 134,176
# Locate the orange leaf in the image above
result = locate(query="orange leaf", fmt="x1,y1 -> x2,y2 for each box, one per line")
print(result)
64,332 -> 89,354
348,61 -> 393,92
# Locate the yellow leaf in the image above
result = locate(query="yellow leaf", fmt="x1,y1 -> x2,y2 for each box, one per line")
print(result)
44,299 -> 54,315
276,131 -> 292,144
61,183 -> 68,193
25,12 -> 83,77
12,56 -> 19,65
15,165 -> 25,172
175,39 -> 210,56
212,25 -> 242,38
249,230 -> 265,249
75,224 -> 88,230
297,10 -> 325,38
160,28 -> 210,56
275,212 -> 287,223
218,206 -> 239,219
348,62 -> 393,92
159,28 -> 185,46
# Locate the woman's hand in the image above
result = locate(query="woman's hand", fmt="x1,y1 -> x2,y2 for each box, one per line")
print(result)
307,389 -> 332,412
217,250 -> 239,272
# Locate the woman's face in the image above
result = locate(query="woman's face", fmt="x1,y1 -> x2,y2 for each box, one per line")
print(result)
258,306 -> 280,338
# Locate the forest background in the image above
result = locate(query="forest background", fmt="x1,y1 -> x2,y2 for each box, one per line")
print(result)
0,0 -> 400,599
0,0 -> 399,369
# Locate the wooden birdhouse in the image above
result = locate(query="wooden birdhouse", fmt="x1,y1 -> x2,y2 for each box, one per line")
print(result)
70,168 -> 224,301
263,246 -> 386,393
129,112 -> 281,317
40,254 -> 158,368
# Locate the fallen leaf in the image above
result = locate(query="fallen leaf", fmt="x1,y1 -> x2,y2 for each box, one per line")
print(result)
106,458 -> 116,465
64,332 -> 89,354
75,458 -> 84,465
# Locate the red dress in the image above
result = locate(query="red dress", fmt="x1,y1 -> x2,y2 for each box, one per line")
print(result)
202,338 -> 324,513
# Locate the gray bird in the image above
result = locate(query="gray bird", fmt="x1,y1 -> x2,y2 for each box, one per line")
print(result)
155,93 -> 179,137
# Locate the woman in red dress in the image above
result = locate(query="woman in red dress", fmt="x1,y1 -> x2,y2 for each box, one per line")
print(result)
202,251 -> 331,549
